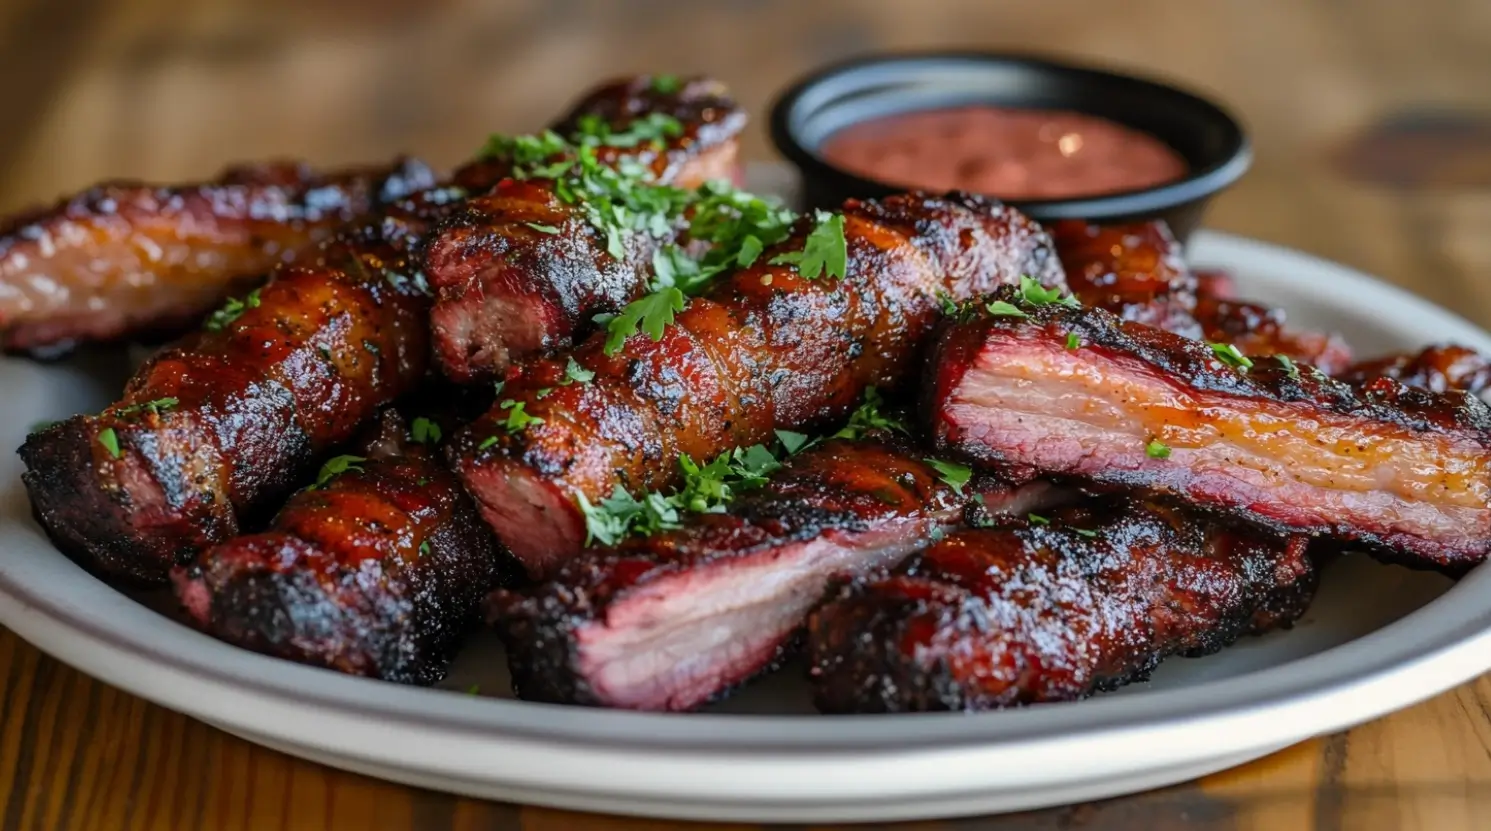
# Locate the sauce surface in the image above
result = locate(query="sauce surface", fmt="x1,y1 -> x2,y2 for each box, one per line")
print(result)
820,106 -> 1188,200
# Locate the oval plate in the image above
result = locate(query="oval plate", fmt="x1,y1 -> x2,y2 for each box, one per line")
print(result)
1,165 -> 1489,823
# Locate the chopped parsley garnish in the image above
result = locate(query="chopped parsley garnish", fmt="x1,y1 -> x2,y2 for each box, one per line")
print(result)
1017,275 -> 1080,308
499,400 -> 543,433
1146,439 -> 1172,459
774,429 -> 812,455
535,387 -> 554,399
561,357 -> 595,385
1210,342 -> 1254,371
1027,513 -> 1050,525
97,428 -> 122,459
525,222 -> 561,234
603,283 -> 684,354
493,380 -> 505,397
478,436 -> 499,451
1066,332 -> 1082,350
924,458 -> 973,493
411,417 -> 442,445
650,74 -> 681,94
204,289 -> 261,331
1075,528 -> 1099,539
116,397 -> 179,419
833,386 -> 909,440
418,541 -> 431,556
1276,354 -> 1301,380
936,292 -> 959,316
465,684 -> 481,696
770,210 -> 847,281
985,300 -> 1029,318
308,455 -> 365,489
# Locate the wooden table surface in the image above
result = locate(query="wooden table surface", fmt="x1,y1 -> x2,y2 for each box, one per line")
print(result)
4,0 -> 1491,828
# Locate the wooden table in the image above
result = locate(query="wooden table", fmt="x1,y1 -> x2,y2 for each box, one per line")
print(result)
4,0 -> 1491,828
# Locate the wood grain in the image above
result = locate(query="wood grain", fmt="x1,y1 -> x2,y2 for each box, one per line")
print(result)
4,0 -> 1491,828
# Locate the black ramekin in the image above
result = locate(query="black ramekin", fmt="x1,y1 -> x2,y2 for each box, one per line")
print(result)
768,51 -> 1251,241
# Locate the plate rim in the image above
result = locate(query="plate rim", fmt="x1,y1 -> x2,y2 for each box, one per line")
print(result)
3,222 -> 1491,815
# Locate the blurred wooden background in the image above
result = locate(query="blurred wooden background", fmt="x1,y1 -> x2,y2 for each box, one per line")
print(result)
3,0 -> 1491,828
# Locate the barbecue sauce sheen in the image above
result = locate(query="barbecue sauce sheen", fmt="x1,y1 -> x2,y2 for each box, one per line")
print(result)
820,106 -> 1187,200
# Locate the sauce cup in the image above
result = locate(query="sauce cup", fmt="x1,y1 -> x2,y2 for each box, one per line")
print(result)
768,51 -> 1251,241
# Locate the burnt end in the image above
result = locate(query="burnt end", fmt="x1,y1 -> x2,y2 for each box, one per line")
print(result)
177,449 -> 508,685
808,499 -> 1319,713
489,587 -> 603,706
19,418 -> 193,583
1341,344 -> 1491,398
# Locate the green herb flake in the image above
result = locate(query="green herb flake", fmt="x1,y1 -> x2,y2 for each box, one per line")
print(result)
312,455 -> 365,488
478,436 -> 499,451
924,458 -> 973,493
1028,513 -> 1050,526
562,357 -> 595,385
97,428 -> 122,459
1276,354 -> 1301,380
985,300 -> 1029,319
650,74 -> 682,94
525,222 -> 561,234
419,541 -> 431,556
832,386 -> 909,440
1075,528 -> 1099,539
411,417 -> 442,445
603,286 -> 685,355
936,292 -> 959,316
1146,439 -> 1172,459
116,397 -> 180,419
769,211 -> 847,280
465,684 -> 481,696
1017,275 -> 1080,308
1066,332 -> 1081,350
775,429 -> 812,455
499,399 -> 544,434
929,526 -> 946,542
1210,342 -> 1255,371
204,288 -> 261,332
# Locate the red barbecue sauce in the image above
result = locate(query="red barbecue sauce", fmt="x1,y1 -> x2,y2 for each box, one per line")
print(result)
820,106 -> 1188,200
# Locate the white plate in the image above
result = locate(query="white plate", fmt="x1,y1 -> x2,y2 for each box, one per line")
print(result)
2,165 -> 1491,823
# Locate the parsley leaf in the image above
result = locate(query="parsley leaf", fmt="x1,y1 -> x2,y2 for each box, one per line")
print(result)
924,458 -> 973,493
775,429 -> 812,455
1276,354 -> 1301,380
1018,275 -> 1080,308
478,435 -> 499,451
1028,513 -> 1050,525
833,386 -> 909,440
499,400 -> 544,433
1075,528 -> 1099,539
986,300 -> 1029,318
411,417 -> 442,445
1210,342 -> 1254,371
603,286 -> 685,355
419,541 -> 431,556
525,222 -> 561,234
97,428 -> 122,459
1066,332 -> 1081,350
1146,439 -> 1172,459
116,397 -> 179,419
770,211 -> 847,280
936,292 -> 959,316
204,289 -> 261,332
562,357 -> 595,385
650,74 -> 681,94
311,455 -> 365,489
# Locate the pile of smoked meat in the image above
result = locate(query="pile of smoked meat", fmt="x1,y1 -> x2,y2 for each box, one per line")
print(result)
11,75 -> 1491,713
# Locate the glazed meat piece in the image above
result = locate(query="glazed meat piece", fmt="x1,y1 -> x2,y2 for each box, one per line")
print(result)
1341,344 -> 1491,398
925,287 -> 1491,572
449,193 -> 1064,575
173,412 -> 506,684
426,77 -> 747,382
1052,219 -> 1352,372
20,76 -> 730,584
0,157 -> 437,356
1193,292 -> 1354,375
1050,219 -> 1202,338
808,499 -> 1316,713
493,437 -> 1063,711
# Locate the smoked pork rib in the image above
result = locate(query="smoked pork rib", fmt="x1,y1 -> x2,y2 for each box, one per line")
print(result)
925,288 -> 1491,572
449,193 -> 1064,575
426,77 -> 745,383
1051,219 -> 1352,373
0,157 -> 437,356
19,76 -> 734,584
173,412 -> 505,684
492,437 -> 1061,711
808,499 -> 1316,713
